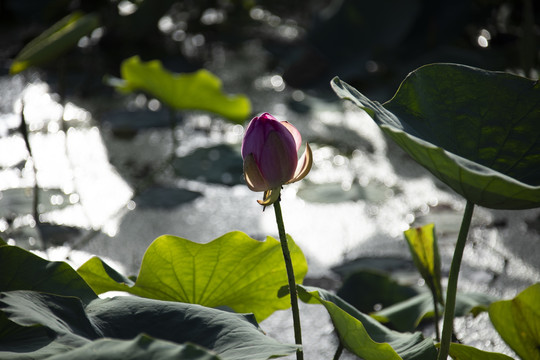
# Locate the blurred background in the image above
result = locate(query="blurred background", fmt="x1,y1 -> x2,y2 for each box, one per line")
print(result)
0,0 -> 539,358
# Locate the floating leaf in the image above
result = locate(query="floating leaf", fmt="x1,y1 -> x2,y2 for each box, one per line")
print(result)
404,224 -> 443,304
372,292 -> 495,332
0,290 -> 297,360
0,188 -> 73,218
447,343 -> 515,360
489,283 -> 540,360
0,245 -> 97,304
297,179 -> 396,203
332,64 -> 540,209
10,12 -> 100,74
134,186 -> 202,209
298,285 -> 437,360
115,56 -> 251,123
172,144 -> 244,186
78,231 -> 307,321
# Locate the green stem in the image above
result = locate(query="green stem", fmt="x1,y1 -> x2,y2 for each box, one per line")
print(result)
432,291 -> 441,342
437,200 -> 475,360
273,199 -> 304,360
332,342 -> 344,360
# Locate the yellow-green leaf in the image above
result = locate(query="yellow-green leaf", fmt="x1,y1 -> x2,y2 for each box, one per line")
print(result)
298,285 -> 438,360
489,283 -> 540,360
404,224 -> 443,304
10,11 -> 100,74
115,56 -> 251,123
77,231 -> 307,321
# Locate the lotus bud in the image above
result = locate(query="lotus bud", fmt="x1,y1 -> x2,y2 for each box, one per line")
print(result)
241,113 -> 312,206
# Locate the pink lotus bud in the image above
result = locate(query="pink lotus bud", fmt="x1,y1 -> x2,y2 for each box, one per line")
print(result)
241,113 -> 312,205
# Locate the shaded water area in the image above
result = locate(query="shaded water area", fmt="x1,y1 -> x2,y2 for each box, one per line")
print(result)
1,1 -> 540,359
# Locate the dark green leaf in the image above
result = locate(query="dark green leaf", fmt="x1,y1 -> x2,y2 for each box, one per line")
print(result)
10,12 -> 100,74
373,292 -> 495,332
115,56 -> 251,123
78,231 -> 308,321
298,285 -> 437,360
489,283 -> 540,360
47,335 -> 222,360
404,224 -> 443,304
0,246 -> 97,304
332,64 -> 540,209
371,292 -> 435,332
337,270 -> 418,314
447,343 -> 514,360
0,290 -> 297,360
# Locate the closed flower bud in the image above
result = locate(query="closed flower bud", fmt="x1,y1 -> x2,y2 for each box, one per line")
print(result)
241,113 -> 312,206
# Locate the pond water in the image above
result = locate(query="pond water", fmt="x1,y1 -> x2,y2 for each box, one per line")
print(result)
1,41 -> 539,359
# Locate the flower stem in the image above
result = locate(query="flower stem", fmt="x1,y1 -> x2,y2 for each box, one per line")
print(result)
437,200 -> 475,360
273,199 -> 304,360
431,290 -> 441,342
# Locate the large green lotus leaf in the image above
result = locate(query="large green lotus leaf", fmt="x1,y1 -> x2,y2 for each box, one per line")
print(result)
447,343 -> 514,360
372,292 -> 495,332
297,285 -> 437,360
404,224 -> 443,304
10,11 -> 100,74
489,283 -> 540,360
0,290 -> 297,360
0,245 -> 97,304
332,64 -> 540,209
115,56 -> 251,123
78,231 -> 307,321
47,335 -> 222,360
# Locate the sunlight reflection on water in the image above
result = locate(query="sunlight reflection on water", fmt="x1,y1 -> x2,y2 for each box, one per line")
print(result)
1,80 -> 133,235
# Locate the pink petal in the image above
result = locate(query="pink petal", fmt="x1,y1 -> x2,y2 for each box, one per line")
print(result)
287,142 -> 313,184
260,131 -> 297,188
281,121 -> 302,152
243,153 -> 270,191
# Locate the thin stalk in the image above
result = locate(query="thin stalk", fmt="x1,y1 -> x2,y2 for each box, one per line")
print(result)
273,199 -> 304,360
19,103 -> 41,233
332,342 -> 344,360
437,201 -> 475,360
432,294 -> 441,342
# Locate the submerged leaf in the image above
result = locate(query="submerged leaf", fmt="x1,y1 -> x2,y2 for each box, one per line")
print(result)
298,285 -> 437,360
332,64 -> 540,209
78,231 -> 307,321
115,56 -> 251,123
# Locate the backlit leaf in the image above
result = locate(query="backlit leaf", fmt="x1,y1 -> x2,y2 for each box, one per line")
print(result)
115,56 -> 251,123
404,224 -> 443,304
78,231 -> 307,321
10,12 -> 100,74
489,283 -> 540,360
